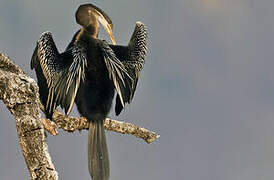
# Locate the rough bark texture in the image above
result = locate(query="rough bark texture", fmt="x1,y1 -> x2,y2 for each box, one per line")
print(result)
0,52 -> 159,179
51,111 -> 160,143
0,53 -> 58,180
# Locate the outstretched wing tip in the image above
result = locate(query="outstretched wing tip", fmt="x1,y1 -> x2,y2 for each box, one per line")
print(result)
38,31 -> 53,40
136,21 -> 143,25
134,22 -> 146,33
41,31 -> 52,36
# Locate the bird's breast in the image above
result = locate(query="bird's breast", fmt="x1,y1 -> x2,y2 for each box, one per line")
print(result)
76,37 -> 111,85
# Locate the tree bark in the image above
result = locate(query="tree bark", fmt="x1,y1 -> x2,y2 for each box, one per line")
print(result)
0,53 -> 159,179
0,53 -> 58,179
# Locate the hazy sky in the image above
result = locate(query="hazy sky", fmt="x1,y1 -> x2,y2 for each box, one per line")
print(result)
1,0 -> 274,180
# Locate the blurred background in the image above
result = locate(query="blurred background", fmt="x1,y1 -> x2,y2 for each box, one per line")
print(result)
1,0 -> 274,179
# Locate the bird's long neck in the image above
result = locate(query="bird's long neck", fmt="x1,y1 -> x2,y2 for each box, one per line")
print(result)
74,28 -> 98,43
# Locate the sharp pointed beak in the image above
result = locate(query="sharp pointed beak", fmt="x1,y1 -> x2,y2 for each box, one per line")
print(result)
106,24 -> 116,45
98,16 -> 116,45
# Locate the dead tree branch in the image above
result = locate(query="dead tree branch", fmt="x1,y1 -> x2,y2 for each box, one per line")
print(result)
0,53 -> 58,180
0,53 -> 159,179
50,111 -> 159,144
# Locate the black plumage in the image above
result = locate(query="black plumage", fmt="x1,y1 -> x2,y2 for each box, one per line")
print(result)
31,3 -> 147,180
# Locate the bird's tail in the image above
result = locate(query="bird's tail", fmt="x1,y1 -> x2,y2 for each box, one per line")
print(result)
88,121 -> 109,180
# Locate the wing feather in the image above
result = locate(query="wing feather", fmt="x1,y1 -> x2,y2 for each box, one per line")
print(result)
109,22 -> 147,115
100,41 -> 131,108
31,31 -> 87,118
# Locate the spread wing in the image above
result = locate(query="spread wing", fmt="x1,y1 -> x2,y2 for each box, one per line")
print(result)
31,31 -> 87,119
109,22 -> 147,115
99,40 -> 131,110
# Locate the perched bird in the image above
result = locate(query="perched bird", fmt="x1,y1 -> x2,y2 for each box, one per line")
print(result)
31,3 -> 147,180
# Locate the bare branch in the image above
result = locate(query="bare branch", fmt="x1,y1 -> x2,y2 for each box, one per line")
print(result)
50,110 -> 159,144
0,53 -> 58,180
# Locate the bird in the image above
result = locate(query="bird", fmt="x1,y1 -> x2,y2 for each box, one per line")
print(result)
31,3 -> 147,180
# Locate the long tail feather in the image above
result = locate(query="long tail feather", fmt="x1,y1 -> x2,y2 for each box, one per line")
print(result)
88,121 -> 109,180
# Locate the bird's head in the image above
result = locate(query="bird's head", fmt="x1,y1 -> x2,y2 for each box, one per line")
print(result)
75,3 -> 116,44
